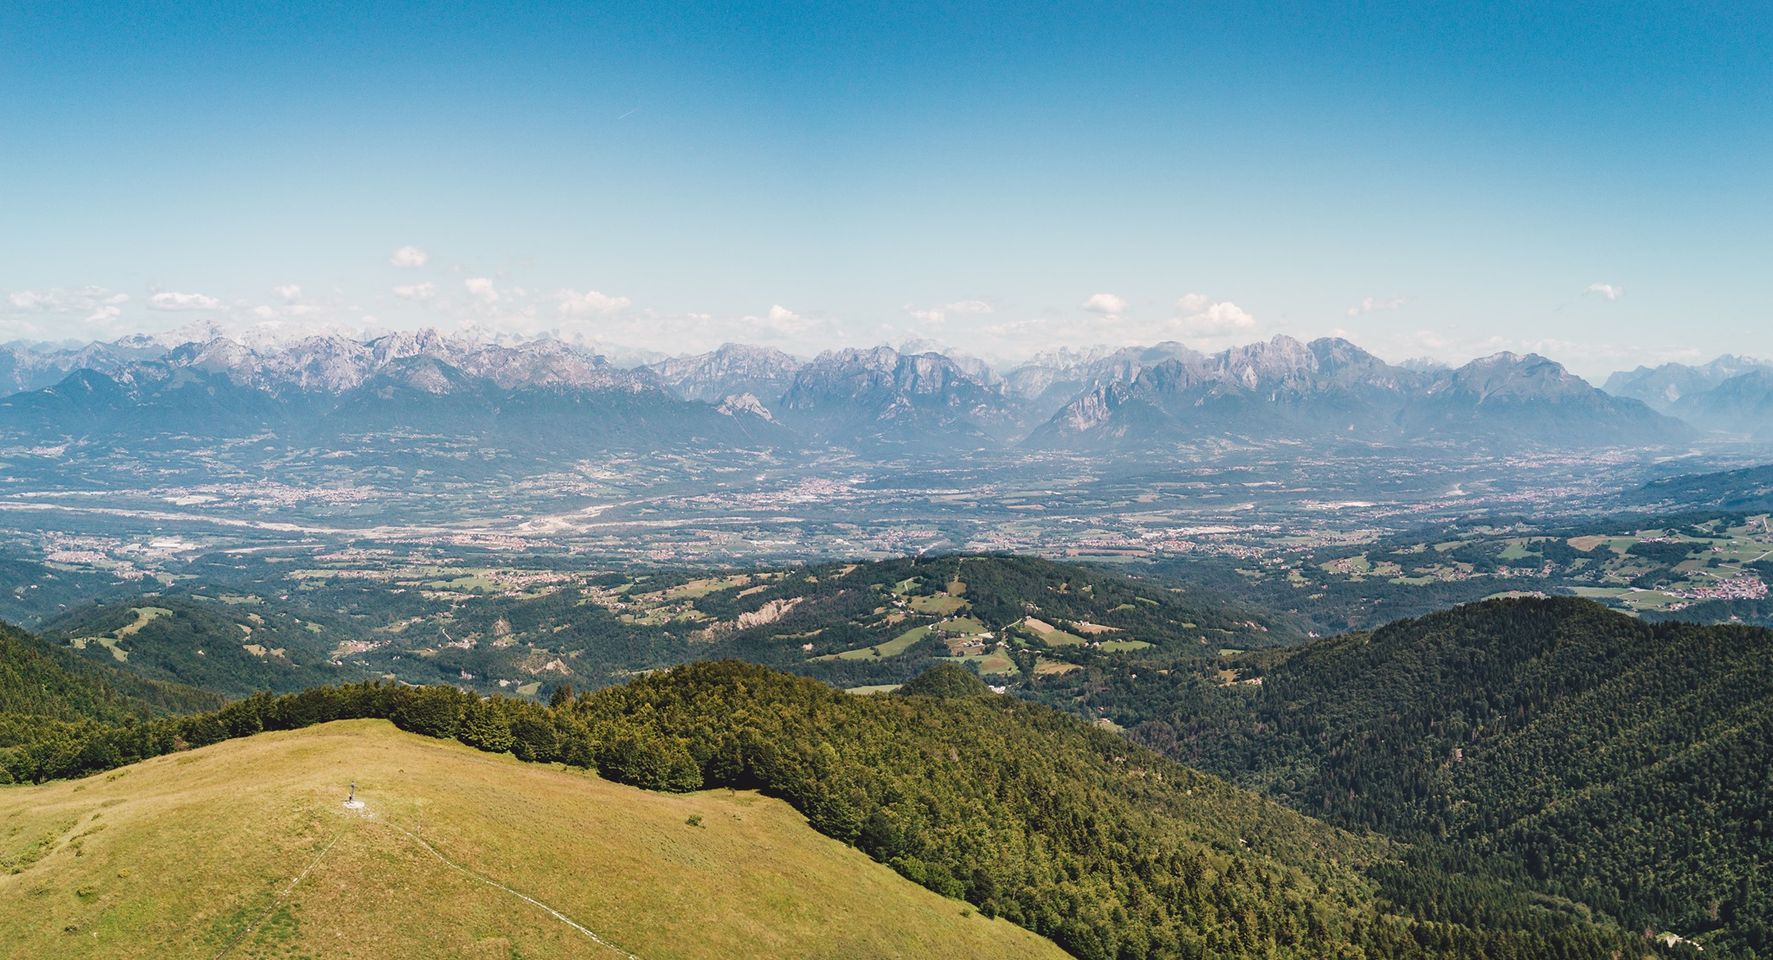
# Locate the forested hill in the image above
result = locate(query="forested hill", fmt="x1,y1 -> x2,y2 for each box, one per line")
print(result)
1044,597 -> 1773,955
0,619 -> 219,726
0,620 -> 221,781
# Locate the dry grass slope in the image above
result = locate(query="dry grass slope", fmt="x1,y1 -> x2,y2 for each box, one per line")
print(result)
0,719 -> 1065,960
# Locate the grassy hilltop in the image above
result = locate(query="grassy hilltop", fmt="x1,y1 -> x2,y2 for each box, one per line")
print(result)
0,718 -> 1065,960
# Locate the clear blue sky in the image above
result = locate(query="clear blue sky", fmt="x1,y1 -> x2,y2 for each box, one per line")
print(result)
3,1 -> 1769,375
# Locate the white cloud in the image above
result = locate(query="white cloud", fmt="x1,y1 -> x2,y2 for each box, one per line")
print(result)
148,290 -> 224,311
85,305 -> 122,324
464,277 -> 500,303
556,289 -> 633,316
1082,292 -> 1127,316
1173,293 -> 1256,333
907,299 -> 994,325
272,284 -> 302,302
1345,295 -> 1406,318
1584,282 -> 1623,301
7,287 -> 128,312
767,304 -> 802,326
8,290 -> 55,310
392,282 -> 437,301
390,246 -> 429,268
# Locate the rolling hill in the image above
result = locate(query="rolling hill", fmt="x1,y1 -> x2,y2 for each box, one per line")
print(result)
0,620 -> 219,775
26,555 -> 1298,701
0,718 -> 1067,960
38,596 -> 358,698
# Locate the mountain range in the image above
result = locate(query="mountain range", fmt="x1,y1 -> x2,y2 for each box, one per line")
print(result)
1604,355 -> 1773,438
0,331 -> 781,455
0,331 -> 1698,455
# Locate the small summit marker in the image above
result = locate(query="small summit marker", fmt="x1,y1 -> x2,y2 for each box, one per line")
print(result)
344,780 -> 364,810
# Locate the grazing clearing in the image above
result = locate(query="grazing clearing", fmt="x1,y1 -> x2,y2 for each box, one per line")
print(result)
658,574 -> 753,601
1097,639 -> 1153,653
909,594 -> 966,615
943,649 -> 1018,676
68,606 -> 174,662
844,684 -> 904,695
0,720 -> 1063,960
1497,540 -> 1537,561
113,606 -> 172,639
1018,616 -> 1086,646
816,626 -> 931,661
939,616 -> 990,636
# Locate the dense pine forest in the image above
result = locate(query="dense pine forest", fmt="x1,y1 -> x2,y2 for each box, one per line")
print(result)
1039,597 -> 1773,955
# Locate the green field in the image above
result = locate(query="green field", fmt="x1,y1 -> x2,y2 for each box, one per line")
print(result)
1097,639 -> 1153,652
939,615 -> 990,636
0,720 -> 1064,960
909,593 -> 966,615
942,649 -> 1018,676
67,606 -> 173,663
816,625 -> 931,661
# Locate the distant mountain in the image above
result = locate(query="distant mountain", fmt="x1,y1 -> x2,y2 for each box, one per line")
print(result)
1030,338 -> 1688,450
0,331 -> 788,455
1030,336 -> 1421,448
1003,342 -> 1198,414
1670,369 -> 1773,438
0,331 -> 1712,457
0,339 -> 160,396
777,346 -> 1018,447
1400,351 -> 1687,445
1604,354 -> 1772,411
647,342 -> 803,404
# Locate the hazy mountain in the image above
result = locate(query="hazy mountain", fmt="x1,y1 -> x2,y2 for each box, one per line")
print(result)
647,342 -> 804,403
0,339 -> 159,396
1030,339 -> 1687,450
0,331 -> 788,455
1603,354 -> 1773,411
777,345 -> 1018,447
1003,342 -> 1199,415
1400,351 -> 1689,445
897,338 -> 998,384
0,363 -> 291,438
1029,336 -> 1416,447
0,331 -> 1708,456
1669,369 -> 1773,438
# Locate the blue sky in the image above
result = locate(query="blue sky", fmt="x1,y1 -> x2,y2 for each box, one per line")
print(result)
2,1 -> 1769,376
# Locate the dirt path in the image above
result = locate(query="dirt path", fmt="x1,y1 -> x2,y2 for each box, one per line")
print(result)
209,827 -> 347,959
383,819 -> 641,959
209,806 -> 638,959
